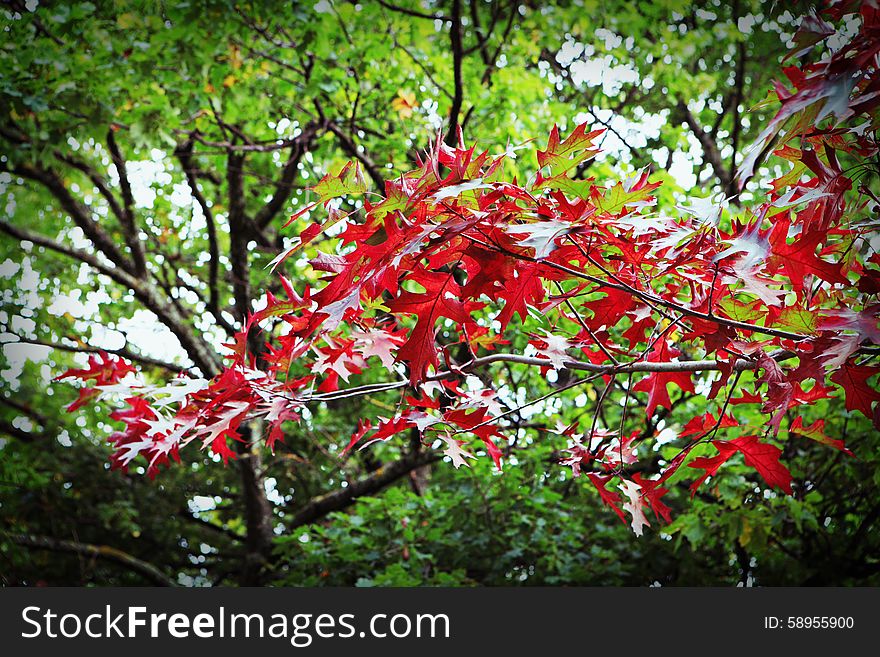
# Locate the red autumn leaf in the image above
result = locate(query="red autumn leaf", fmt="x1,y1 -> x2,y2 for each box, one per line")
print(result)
830,360 -> 880,418
679,412 -> 738,439
536,122 -> 603,177
388,269 -> 474,383
789,416 -> 853,455
731,435 -> 793,494
632,340 -> 696,417
341,419 -> 373,455
767,219 -> 848,292
311,160 -> 369,204
586,473 -> 627,524
582,287 -> 636,332
55,352 -> 136,412
687,446 -> 736,495
631,473 -> 672,524
443,407 -> 504,470
689,436 -> 792,495
495,261 -> 546,330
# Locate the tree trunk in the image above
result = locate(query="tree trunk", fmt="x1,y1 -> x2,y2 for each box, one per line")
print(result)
236,422 -> 274,585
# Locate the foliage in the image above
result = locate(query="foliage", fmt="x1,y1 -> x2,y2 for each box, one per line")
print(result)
58,1 -> 880,534
1,0 -> 879,586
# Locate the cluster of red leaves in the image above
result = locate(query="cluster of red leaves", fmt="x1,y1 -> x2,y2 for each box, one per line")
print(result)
55,352 -> 135,412
59,1 -> 880,533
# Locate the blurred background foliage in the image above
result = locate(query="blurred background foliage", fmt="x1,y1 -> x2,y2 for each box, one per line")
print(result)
1,0 -> 877,586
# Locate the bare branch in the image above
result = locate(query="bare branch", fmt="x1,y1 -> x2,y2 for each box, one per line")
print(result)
376,0 -> 451,22
254,121 -> 321,229
677,101 -> 732,190
464,0 -> 496,64
8,336 -> 192,375
445,0 -> 465,146
53,151 -> 126,221
176,511 -> 244,543
0,219 -> 135,287
0,221 -> 221,375
306,350 -> 785,407
233,6 -> 297,49
482,0 -> 517,85
0,420 -> 47,443
289,450 -> 440,528
105,128 -> 147,276
2,161 -> 134,273
5,533 -> 176,586
175,139 -> 236,335
0,396 -> 50,426
172,130 -> 315,153
588,109 -> 648,165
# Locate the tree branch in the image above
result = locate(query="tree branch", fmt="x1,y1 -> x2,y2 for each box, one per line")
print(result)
174,139 -> 235,336
445,0 -> 464,146
326,121 -> 386,189
9,336 -> 191,375
677,101 -> 732,190
482,0 -> 517,85
288,450 -> 440,528
176,511 -> 244,543
0,420 -> 47,443
6,533 -> 176,586
254,121 -> 321,229
53,150 -> 126,223
0,395 -> 50,426
376,0 -> 451,22
105,129 -> 147,276
5,0 -> 64,45
305,351 -> 788,406
225,152 -> 275,583
226,151 -> 252,326
0,221 -> 221,376
397,42 -> 454,101
0,220 -> 134,287
465,0 -> 496,65
172,130 -> 316,154
3,161 -> 134,273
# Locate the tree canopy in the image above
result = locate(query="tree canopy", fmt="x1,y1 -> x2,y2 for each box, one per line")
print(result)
1,0 -> 879,587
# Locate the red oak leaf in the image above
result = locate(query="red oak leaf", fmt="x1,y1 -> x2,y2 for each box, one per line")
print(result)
789,416 -> 853,455
536,123 -> 603,177
731,435 -> 793,494
582,287 -> 636,332
495,261 -> 546,330
55,352 -> 136,412
388,270 -> 474,383
631,473 -> 672,524
679,412 -> 738,439
689,436 -> 792,495
830,360 -> 880,418
767,219 -> 848,292
586,473 -> 627,524
632,340 -> 696,417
